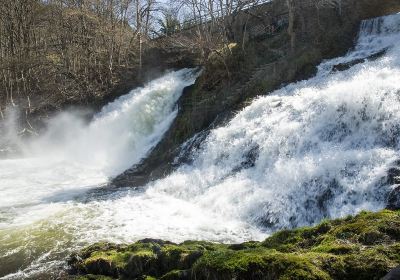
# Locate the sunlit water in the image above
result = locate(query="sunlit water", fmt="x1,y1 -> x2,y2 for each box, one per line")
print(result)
1,13 -> 400,279
0,69 -> 200,278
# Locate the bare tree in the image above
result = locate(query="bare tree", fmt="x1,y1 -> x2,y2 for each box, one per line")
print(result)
0,0 -> 156,121
316,0 -> 342,15
166,0 -> 262,77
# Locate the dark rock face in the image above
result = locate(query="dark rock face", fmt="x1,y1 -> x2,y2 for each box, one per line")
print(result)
387,167 -> 400,185
288,0 -> 400,56
387,186 -> 400,211
332,49 -> 387,72
386,163 -> 400,211
382,266 -> 400,280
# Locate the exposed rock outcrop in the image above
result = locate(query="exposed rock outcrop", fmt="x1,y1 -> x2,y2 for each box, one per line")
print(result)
387,186 -> 400,211
68,210 -> 400,280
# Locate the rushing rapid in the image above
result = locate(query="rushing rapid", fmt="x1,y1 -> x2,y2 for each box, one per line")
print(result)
1,13 -> 400,279
0,69 -> 198,278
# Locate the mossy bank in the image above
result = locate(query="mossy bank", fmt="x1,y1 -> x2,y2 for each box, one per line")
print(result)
68,210 -> 400,280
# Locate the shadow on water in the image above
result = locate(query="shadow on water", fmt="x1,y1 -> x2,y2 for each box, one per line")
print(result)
76,183 -> 146,203
36,182 -> 146,205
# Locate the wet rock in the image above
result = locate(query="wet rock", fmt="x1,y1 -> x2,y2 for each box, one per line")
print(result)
332,49 -> 387,72
387,186 -> 400,210
382,266 -> 400,280
387,167 -> 400,185
84,258 -> 119,278
231,145 -> 260,173
241,145 -> 260,169
138,238 -> 176,246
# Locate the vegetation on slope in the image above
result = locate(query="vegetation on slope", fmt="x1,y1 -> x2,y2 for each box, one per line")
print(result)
68,210 -> 400,280
0,0 -> 195,130
0,1 -> 141,118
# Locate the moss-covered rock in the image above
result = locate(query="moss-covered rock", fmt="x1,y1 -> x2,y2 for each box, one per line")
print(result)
68,210 -> 400,279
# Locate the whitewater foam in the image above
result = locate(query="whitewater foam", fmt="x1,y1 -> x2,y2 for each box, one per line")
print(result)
318,12 -> 400,76
2,13 -> 400,280
0,68 -> 198,226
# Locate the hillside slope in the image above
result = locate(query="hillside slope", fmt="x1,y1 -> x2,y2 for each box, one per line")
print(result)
113,0 -> 400,187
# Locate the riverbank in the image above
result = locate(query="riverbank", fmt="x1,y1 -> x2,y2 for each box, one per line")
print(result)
68,209 -> 400,280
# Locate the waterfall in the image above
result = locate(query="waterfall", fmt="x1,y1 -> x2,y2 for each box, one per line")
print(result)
43,12 -> 400,244
1,13 -> 400,280
133,12 -> 400,233
318,12 -> 400,76
0,68 -> 198,224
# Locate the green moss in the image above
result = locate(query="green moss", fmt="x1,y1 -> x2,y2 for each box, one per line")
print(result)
192,249 -> 331,280
160,269 -> 189,280
70,210 -> 400,280
144,276 -> 157,280
313,242 -> 358,255
262,221 -> 332,252
76,275 -> 115,280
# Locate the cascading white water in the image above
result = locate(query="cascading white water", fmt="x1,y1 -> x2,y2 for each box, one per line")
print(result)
0,68 -> 198,279
139,12 -> 400,231
0,69 -> 195,227
1,13 -> 400,280
0,68 -> 197,223
318,13 -> 400,76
